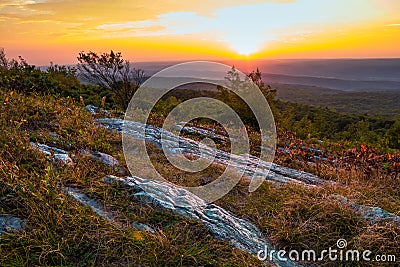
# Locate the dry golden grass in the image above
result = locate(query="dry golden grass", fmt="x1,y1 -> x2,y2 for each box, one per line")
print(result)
0,89 -> 262,266
1,88 -> 399,266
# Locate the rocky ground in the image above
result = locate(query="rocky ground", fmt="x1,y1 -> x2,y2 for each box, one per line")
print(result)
1,91 -> 399,266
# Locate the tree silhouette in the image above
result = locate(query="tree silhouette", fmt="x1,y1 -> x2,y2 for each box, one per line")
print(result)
77,51 -> 145,109
248,68 -> 276,100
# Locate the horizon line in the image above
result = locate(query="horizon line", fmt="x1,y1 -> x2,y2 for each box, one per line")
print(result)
32,57 -> 400,67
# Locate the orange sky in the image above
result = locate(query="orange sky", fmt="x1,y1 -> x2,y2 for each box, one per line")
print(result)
0,0 -> 399,65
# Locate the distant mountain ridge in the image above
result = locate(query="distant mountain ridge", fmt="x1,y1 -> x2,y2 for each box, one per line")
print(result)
133,58 -> 400,91
40,58 -> 400,91
262,73 -> 400,91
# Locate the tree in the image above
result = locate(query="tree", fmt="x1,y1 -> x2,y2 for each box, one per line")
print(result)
77,51 -> 145,109
0,48 -> 8,69
224,66 -> 242,92
248,68 -> 276,100
216,66 -> 272,129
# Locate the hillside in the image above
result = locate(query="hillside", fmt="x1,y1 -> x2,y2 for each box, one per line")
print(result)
1,74 -> 400,266
275,84 -> 400,119
133,59 -> 400,91
1,53 -> 400,266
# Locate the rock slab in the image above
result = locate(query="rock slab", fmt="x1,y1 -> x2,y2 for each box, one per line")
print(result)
97,118 -> 322,186
104,175 -> 299,267
0,215 -> 25,236
331,195 -> 400,226
30,142 -> 73,166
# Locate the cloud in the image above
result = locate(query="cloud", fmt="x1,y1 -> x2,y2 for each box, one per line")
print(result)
0,0 -> 297,42
93,1 -> 384,55
1,0 -> 399,62
1,0 -> 294,22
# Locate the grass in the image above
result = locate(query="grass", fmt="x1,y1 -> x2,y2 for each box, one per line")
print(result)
1,87 -> 399,266
148,144 -> 400,266
0,89 -> 262,266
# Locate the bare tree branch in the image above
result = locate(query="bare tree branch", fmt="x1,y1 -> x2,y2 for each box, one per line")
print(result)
77,51 -> 145,109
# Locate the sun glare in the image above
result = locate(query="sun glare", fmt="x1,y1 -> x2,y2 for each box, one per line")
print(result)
228,42 -> 260,59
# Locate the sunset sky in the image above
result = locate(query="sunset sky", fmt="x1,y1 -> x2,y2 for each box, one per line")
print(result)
1,0 -> 399,65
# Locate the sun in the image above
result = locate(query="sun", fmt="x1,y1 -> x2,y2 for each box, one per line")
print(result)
227,40 -> 261,59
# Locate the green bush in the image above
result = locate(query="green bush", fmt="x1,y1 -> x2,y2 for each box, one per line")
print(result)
0,49 -> 118,110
